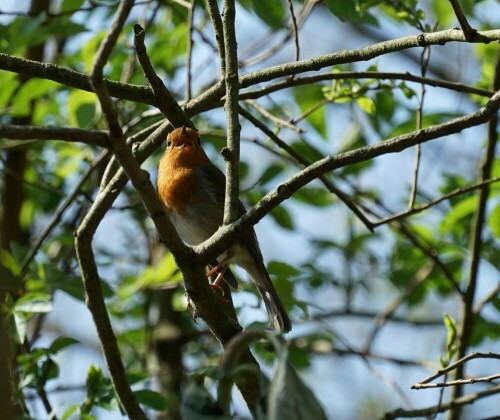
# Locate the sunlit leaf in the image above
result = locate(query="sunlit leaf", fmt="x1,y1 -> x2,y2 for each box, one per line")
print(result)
67,90 -> 98,127
14,293 -> 52,314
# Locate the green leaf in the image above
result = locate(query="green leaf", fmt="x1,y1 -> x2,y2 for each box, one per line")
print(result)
49,336 -> 79,354
13,311 -> 27,343
0,248 -> 21,276
443,314 -> 457,351
67,90 -> 98,127
61,405 -> 79,420
488,202 -> 500,237
324,0 -> 378,25
117,253 -> 182,299
357,96 -> 376,114
85,365 -> 114,410
268,261 -> 300,278
238,0 -> 285,30
293,86 -> 327,137
0,72 -> 20,109
14,293 -> 52,314
260,163 -> 285,185
268,357 -> 328,420
270,205 -> 294,230
292,187 -> 333,207
11,79 -> 60,116
60,0 -> 85,13
440,195 -> 478,234
134,389 -> 168,411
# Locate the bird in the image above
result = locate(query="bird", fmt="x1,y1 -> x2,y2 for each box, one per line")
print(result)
157,126 -> 291,333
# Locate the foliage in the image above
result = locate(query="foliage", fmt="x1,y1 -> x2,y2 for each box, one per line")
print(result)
0,0 -> 499,419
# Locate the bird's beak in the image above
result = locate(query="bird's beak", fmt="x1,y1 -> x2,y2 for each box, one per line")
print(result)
177,135 -> 194,149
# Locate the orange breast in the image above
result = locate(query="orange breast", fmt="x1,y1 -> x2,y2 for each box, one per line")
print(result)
157,147 -> 209,214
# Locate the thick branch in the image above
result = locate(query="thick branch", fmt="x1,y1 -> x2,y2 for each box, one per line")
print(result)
0,53 -> 157,105
221,0 -> 241,225
238,29 -> 500,88
2,29 -> 498,115
0,125 -> 109,147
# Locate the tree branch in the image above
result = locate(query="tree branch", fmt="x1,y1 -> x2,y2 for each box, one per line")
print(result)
0,125 -> 109,147
194,90 -> 500,266
221,0 -> 241,225
132,24 -> 192,128
384,384 -> 500,419
238,29 -> 500,88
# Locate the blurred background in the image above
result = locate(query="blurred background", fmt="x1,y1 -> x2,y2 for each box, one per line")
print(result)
1,0 -> 499,419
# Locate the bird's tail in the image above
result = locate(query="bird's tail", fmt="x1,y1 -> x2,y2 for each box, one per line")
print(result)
256,277 -> 292,334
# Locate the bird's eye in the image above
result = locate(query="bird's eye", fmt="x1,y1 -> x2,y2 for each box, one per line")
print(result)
167,140 -> 171,147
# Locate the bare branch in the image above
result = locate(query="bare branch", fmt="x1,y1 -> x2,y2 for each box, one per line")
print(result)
448,0 -> 483,42
384,384 -> 500,419
414,373 -> 500,389
0,125 -> 109,148
0,53 -> 157,105
240,71 -> 495,100
238,29 -> 500,88
414,352 -> 500,387
221,0 -> 241,225
371,177 -> 500,227
132,24 -> 192,128
287,0 -> 300,62
239,106 -> 374,232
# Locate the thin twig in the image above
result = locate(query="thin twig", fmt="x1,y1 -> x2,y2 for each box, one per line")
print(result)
205,0 -> 225,73
363,262 -> 435,351
415,352 -> 500,386
20,151 -> 109,276
185,0 -> 195,101
1,29 -> 499,112
473,282 -> 500,314
287,0 -> 300,62
408,44 -> 431,208
244,99 -> 304,133
384,384 -> 500,419
84,2 -> 149,419
239,106 -> 374,232
414,373 -> 500,389
371,177 -> 500,226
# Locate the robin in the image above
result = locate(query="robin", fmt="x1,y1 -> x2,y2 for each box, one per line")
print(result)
157,126 -> 292,333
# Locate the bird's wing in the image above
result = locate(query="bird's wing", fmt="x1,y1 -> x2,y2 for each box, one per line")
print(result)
196,162 -> 266,270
